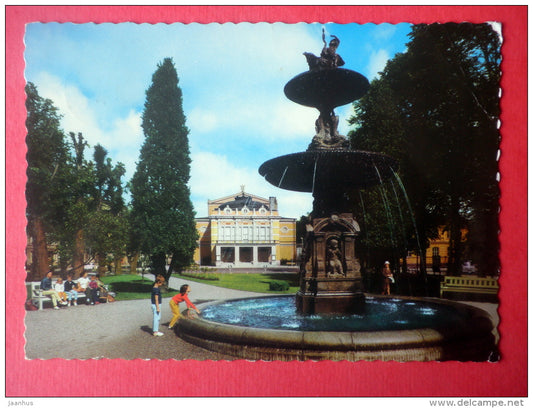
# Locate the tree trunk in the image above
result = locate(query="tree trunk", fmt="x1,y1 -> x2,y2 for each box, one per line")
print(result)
401,254 -> 407,274
59,257 -> 69,276
28,216 -> 49,281
72,229 -> 85,277
96,253 -> 106,276
129,253 -> 139,275
114,258 -> 122,275
151,252 -> 167,277
447,193 -> 464,277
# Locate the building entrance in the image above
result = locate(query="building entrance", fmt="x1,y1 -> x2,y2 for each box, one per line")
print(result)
239,247 -> 253,263
258,247 -> 272,263
221,247 -> 235,263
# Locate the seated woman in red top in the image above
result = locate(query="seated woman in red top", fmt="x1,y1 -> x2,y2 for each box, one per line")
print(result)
168,284 -> 201,330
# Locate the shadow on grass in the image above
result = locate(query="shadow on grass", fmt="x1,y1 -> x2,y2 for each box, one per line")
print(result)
261,273 -> 299,285
111,281 -> 153,293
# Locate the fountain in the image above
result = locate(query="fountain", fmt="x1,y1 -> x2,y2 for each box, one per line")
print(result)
177,30 -> 496,361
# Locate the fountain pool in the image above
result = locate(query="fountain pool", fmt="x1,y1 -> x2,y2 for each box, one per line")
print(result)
177,295 -> 496,361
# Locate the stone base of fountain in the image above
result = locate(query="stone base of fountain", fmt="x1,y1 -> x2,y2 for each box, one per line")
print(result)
177,295 -> 497,362
296,290 -> 366,315
295,213 -> 366,314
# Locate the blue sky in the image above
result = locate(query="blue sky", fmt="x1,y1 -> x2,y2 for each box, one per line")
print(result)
24,22 -> 412,218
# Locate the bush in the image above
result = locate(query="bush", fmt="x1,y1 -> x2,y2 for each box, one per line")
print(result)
269,280 -> 290,291
180,271 -> 220,281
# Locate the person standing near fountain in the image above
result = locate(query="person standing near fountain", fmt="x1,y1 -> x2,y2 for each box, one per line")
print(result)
168,284 -> 201,330
151,275 -> 165,337
382,261 -> 394,295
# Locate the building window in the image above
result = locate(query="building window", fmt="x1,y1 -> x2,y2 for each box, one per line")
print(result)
221,247 -> 235,263
258,226 -> 266,241
258,247 -> 271,263
241,207 -> 249,215
239,247 -> 253,262
281,226 -> 289,233
222,226 -> 234,241
224,206 -> 232,215
432,247 -> 439,256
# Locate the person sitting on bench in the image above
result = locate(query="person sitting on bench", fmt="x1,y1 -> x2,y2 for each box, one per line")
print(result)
40,271 -> 65,310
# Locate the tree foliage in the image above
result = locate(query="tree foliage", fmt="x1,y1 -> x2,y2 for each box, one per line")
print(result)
25,82 -> 70,279
348,23 -> 501,276
25,82 -> 128,278
130,58 -> 198,281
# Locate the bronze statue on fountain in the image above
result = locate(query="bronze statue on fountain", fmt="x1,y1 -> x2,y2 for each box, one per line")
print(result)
259,29 -> 398,314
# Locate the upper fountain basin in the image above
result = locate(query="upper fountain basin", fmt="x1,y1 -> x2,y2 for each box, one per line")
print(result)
284,68 -> 370,110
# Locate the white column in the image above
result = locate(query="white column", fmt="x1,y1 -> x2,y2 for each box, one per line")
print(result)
271,245 -> 277,264
216,245 -> 221,265
253,246 -> 258,265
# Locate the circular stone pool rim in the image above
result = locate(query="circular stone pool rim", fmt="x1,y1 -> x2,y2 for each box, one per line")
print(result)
177,294 -> 497,362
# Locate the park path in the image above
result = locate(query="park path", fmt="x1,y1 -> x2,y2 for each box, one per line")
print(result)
24,276 -> 269,360
24,274 -> 499,360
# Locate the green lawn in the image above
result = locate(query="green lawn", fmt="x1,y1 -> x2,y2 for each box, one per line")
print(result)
172,272 -> 300,294
101,274 -> 177,301
101,272 -> 299,301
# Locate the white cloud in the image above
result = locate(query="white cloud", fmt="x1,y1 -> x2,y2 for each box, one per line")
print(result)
366,49 -> 390,79
190,150 -> 312,218
106,110 -> 143,181
31,72 -> 143,181
370,24 -> 398,42
187,109 -> 219,134
34,71 -> 103,141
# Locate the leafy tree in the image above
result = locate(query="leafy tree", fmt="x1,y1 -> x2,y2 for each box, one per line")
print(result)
26,83 -> 128,279
349,23 -> 501,276
65,132 -> 95,275
130,58 -> 198,283
25,82 -> 70,280
86,144 -> 128,274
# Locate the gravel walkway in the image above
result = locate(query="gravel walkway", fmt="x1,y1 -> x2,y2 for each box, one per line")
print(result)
24,276 -> 267,360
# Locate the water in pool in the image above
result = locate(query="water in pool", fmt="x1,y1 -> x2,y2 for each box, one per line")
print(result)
201,296 -> 469,332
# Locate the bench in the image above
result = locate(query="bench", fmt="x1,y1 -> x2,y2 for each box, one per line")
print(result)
26,281 -> 88,310
440,276 -> 499,302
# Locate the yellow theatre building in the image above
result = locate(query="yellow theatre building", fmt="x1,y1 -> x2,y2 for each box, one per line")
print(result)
193,189 -> 297,267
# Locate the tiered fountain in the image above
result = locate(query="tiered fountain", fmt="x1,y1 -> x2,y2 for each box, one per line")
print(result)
177,31 -> 497,361
259,30 -> 398,314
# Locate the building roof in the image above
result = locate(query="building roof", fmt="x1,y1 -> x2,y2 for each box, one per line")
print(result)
216,193 -> 269,211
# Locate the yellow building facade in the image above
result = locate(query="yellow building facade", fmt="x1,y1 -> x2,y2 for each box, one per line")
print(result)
404,227 -> 468,273
193,190 -> 296,267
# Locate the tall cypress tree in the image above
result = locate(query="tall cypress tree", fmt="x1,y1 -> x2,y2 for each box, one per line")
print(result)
130,58 -> 197,281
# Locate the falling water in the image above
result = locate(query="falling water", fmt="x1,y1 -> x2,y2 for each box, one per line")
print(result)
373,164 -> 397,253
391,170 -> 422,259
392,169 -> 428,293
311,158 -> 318,194
389,178 -> 408,255
358,191 -> 367,230
278,166 -> 289,188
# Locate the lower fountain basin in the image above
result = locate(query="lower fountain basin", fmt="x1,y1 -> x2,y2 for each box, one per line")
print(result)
177,295 -> 497,361
258,150 -> 398,192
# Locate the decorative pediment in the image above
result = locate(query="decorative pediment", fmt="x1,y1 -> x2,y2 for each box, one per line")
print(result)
313,214 -> 360,234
